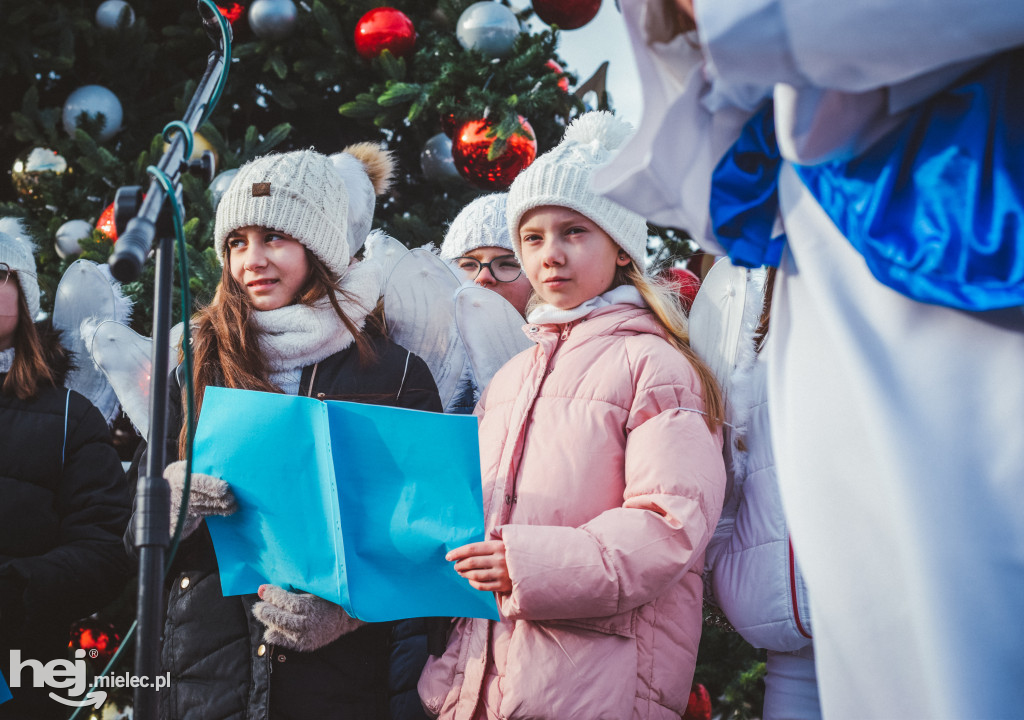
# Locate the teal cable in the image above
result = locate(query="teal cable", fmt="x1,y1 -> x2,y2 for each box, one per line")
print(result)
198,0 -> 232,126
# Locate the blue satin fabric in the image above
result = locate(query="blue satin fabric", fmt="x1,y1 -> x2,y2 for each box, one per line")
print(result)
795,49 -> 1024,311
709,49 -> 1024,311
709,101 -> 787,268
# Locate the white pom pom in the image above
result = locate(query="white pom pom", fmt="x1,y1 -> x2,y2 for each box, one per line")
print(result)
561,111 -> 633,151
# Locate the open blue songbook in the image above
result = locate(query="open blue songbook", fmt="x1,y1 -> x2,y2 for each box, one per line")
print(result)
196,386 -> 498,622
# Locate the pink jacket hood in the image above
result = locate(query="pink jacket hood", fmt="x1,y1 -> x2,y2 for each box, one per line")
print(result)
420,303 -> 727,719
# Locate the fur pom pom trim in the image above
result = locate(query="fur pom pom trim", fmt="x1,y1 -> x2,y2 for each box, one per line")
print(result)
341,142 -> 396,195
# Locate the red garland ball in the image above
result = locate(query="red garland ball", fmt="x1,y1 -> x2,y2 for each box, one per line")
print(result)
682,683 -> 713,720
70,619 -> 122,664
665,267 -> 701,312
545,59 -> 570,92
354,7 -> 416,60
96,201 -> 118,241
451,117 -> 537,190
217,2 -> 245,24
532,0 -> 602,30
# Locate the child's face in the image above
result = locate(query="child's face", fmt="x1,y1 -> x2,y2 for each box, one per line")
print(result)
226,226 -> 311,311
453,246 -> 533,318
518,206 -> 630,310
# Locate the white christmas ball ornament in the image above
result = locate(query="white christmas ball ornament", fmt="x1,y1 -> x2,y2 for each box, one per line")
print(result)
456,2 -> 520,59
62,85 -> 123,142
95,0 -> 135,30
56,220 -> 94,259
249,0 -> 298,40
420,133 -> 462,182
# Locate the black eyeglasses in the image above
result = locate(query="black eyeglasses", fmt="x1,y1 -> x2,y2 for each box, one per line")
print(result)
454,255 -> 523,283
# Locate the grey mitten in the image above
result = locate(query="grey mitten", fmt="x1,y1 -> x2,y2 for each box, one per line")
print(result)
251,584 -> 365,652
164,459 -> 237,539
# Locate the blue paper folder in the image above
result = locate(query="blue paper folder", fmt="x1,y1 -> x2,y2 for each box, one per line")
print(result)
196,386 -> 498,622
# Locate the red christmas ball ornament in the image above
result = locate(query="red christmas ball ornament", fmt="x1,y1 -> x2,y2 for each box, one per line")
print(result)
682,682 -> 712,720
665,267 -> 701,312
354,7 -> 416,60
532,0 -> 602,30
70,619 -> 122,664
96,201 -> 118,241
451,116 -> 537,190
217,2 -> 245,24
545,59 -> 571,92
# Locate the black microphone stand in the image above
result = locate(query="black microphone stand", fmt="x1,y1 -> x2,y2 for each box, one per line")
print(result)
107,3 -> 230,717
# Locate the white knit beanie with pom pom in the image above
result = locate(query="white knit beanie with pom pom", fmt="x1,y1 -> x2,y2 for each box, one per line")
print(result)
506,111 -> 649,269
439,193 -> 513,261
329,142 -> 395,256
0,219 -> 41,319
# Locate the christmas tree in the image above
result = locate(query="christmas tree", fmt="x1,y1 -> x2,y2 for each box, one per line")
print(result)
1,0 -> 751,716
0,0 -> 664,332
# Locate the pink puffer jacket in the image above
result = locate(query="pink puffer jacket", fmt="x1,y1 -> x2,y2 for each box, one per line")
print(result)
419,303 -> 726,720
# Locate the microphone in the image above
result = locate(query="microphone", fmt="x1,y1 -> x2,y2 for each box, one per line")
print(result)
109,215 -> 157,282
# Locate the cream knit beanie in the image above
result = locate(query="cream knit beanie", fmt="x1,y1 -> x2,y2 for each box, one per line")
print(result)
506,111 -> 649,269
214,149 -> 350,277
0,223 -> 40,319
439,193 -> 513,261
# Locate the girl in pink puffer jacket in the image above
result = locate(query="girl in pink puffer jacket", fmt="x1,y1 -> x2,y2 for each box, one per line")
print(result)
418,112 -> 728,720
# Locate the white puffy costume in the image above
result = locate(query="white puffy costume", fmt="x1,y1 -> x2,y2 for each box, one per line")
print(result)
595,2 -> 1024,718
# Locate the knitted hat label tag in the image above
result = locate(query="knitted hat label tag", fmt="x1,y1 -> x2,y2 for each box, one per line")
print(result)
252,182 -> 271,197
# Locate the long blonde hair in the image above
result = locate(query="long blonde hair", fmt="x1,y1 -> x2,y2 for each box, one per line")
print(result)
616,262 -> 724,430
178,249 -> 380,458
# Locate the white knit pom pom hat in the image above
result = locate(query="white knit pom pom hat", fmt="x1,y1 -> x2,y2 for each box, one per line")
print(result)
0,221 -> 40,319
440,193 -> 513,261
506,111 -> 649,269
214,149 -> 351,277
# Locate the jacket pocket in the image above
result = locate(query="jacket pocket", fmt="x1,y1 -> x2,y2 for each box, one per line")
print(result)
500,612 -> 637,719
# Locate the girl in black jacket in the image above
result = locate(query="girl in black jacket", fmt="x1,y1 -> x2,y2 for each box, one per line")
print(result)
0,230 -> 131,719
132,148 -> 441,720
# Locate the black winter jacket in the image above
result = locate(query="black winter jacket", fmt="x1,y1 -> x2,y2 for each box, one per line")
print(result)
0,346 -> 132,719
131,335 -> 442,720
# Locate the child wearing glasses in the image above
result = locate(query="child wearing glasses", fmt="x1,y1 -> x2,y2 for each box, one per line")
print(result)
439,193 -> 533,318
0,228 -> 131,719
418,112 -> 727,720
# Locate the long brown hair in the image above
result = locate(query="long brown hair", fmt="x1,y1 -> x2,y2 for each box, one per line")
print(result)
1,281 -> 59,400
615,262 -> 725,430
178,248 -> 380,458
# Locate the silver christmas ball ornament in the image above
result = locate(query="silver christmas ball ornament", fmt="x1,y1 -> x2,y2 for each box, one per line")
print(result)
420,133 -> 462,182
248,0 -> 298,40
456,2 -> 521,59
209,168 -> 239,209
95,0 -> 135,30
56,220 -> 94,259
62,85 -> 123,142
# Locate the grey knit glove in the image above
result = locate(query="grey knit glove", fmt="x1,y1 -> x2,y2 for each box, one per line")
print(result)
252,584 -> 365,652
164,459 -> 237,539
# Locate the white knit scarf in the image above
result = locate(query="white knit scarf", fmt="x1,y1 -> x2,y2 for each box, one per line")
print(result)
0,347 -> 13,373
251,261 -> 382,378
527,285 -> 645,325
